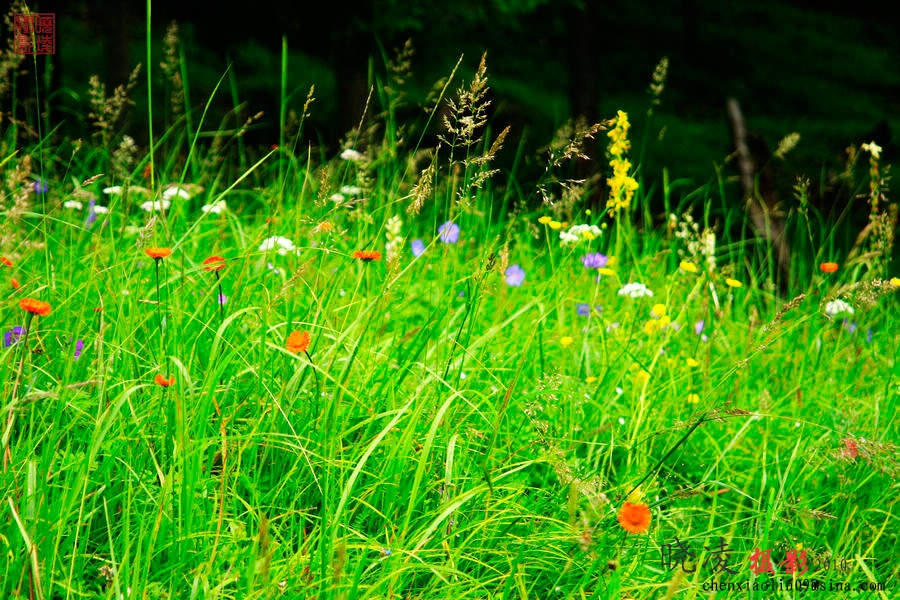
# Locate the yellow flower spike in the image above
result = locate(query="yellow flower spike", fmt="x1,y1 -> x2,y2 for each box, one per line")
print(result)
597,267 -> 615,276
560,336 -> 574,347
679,260 -> 698,273
687,393 -> 700,404
725,278 -> 743,288
890,277 -> 900,287
651,303 -> 666,317
686,358 -> 700,368
585,376 -> 598,383
538,216 -> 552,225
549,220 -> 562,230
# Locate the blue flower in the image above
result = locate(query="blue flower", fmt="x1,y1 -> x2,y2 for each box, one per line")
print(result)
842,319 -> 857,334
32,179 -> 48,194
866,328 -> 873,344
4,327 -> 25,348
581,253 -> 609,269
411,239 -> 425,257
576,304 -> 602,317
505,264 -> 525,287
438,221 -> 460,244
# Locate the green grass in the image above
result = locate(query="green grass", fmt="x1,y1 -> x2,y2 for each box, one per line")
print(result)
1,22 -> 899,600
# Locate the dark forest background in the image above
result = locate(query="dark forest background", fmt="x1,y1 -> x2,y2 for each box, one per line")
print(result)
10,0 -> 900,205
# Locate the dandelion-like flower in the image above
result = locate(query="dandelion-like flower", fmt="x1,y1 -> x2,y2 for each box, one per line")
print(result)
617,502 -> 651,534
154,374 -> 175,387
286,330 -> 311,354
560,336 -> 574,347
19,298 -> 51,316
353,250 -> 382,262
724,278 -> 742,288
202,256 -> 226,272
505,264 -> 525,287
679,260 -> 698,273
145,247 -> 172,260
819,262 -> 839,273
411,240 -> 425,257
438,221 -> 460,244
259,236 -> 297,256
617,282 -> 653,298
824,299 -> 854,318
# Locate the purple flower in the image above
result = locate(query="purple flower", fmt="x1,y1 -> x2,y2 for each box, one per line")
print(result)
842,319 -> 857,334
218,294 -> 228,305
694,320 -> 705,335
4,327 -> 25,348
72,339 -> 84,361
505,264 -> 525,287
411,239 -> 425,257
866,328 -> 873,344
438,221 -> 460,244
32,179 -> 48,193
581,253 -> 609,269
576,304 -> 602,317
85,198 -> 98,227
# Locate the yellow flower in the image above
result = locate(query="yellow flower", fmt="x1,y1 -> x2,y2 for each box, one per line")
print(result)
606,256 -> 616,266
725,278 -> 742,288
686,358 -> 700,368
549,220 -> 563,230
679,260 -> 698,273
651,303 -> 666,317
586,376 -> 598,383
632,368 -> 650,387
626,486 -> 644,503
560,336 -> 574,347
581,231 -> 596,241
597,267 -> 615,276
538,216 -> 552,225
687,393 -> 700,404
585,209 -> 592,215
890,277 -> 900,287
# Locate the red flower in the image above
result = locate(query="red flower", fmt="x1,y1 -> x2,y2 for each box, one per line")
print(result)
820,262 -> 839,273
286,330 -> 312,354
840,437 -> 859,460
1,257 -> 11,267
154,374 -> 175,387
93,307 -> 103,312
11,277 -> 20,290
353,250 -> 382,262
202,255 -> 226,272
19,297 -> 51,316
145,247 -> 172,259
617,502 -> 651,534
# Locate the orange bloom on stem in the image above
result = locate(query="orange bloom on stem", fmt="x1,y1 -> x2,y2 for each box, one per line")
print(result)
202,255 -> 226,272
19,297 -> 51,316
11,278 -> 20,290
286,330 -> 311,354
353,250 -> 382,262
820,262 -> 839,273
154,374 -> 175,387
1,257 -> 11,267
617,502 -> 651,534
145,247 -> 172,259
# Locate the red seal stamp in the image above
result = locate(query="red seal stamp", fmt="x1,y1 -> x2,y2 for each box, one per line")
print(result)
14,13 -> 55,55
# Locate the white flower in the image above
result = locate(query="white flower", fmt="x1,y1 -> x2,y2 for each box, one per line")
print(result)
559,223 -> 602,245
92,205 -> 109,214
618,417 -> 626,425
861,141 -> 882,159
329,193 -> 345,203
139,199 -> 171,212
163,186 -> 192,200
259,236 -> 297,256
824,299 -> 854,318
103,186 -> 123,195
340,185 -> 362,196
615,387 -> 623,395
340,148 -> 365,161
617,282 -> 654,298
385,215 -> 403,236
63,200 -> 83,210
201,200 -> 227,214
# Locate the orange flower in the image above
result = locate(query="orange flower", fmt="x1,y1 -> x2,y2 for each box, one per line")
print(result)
11,278 -> 20,290
145,247 -> 172,259
286,330 -> 311,354
820,262 -> 839,273
202,255 -> 226,272
19,297 -> 51,316
143,163 -> 153,179
1,257 -> 11,267
93,307 -> 103,312
617,502 -> 651,534
353,250 -> 382,262
154,374 -> 175,387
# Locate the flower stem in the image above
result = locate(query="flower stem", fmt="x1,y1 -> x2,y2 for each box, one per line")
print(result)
4,313 -> 34,472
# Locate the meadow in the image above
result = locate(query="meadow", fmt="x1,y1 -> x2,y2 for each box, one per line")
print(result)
1,20 -> 900,600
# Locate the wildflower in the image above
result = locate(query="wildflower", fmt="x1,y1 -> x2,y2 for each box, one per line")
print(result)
505,264 -> 525,287
576,304 -> 601,317
218,294 -> 227,305
340,185 -> 362,196
548,220 -> 562,230
824,299 -> 854,318
694,320 -> 705,335
617,282 -> 653,298
20,298 -> 51,316
1,257 -> 11,267
92,205 -> 109,214
687,393 -> 700,404
103,186 -> 123,195
259,236 -> 297,256
606,111 -> 639,213
329,193 -> 345,203
139,199 -> 171,212
411,239 -> 425,257
651,304 -> 666,318
890,277 -> 900,287
686,358 -> 700,368
538,216 -> 552,225
819,262 -> 839,273
154,374 -> 175,387
581,253 -> 609,269
840,438 -> 859,460
724,278 -> 742,288
145,247 -> 172,260
679,260 -> 698,273
353,250 -> 382,262
381,547 -> 392,557
32,179 -> 48,193
286,330 -> 311,354
314,221 -> 334,233
202,256 -> 226,272
618,417 -> 626,425
63,200 -> 83,210
865,328 -> 873,344
3,327 -> 25,347
617,502 -> 651,534
842,319 -> 857,334
201,200 -> 227,214
560,224 -> 602,245
597,267 -> 615,276
11,278 -> 20,289
340,148 -> 365,161
162,186 -> 192,200
72,338 -> 84,361
861,141 -> 881,159
585,376 -> 598,383
560,336 -> 574,347
438,221 -> 460,244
